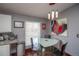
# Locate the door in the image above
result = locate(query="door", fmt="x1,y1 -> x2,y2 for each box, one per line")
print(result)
25,21 -> 40,49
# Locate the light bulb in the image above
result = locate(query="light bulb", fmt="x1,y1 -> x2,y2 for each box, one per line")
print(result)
56,11 -> 58,18
48,12 -> 50,20
51,11 -> 54,20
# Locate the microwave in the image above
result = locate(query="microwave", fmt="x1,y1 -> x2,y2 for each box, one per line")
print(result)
0,36 -> 4,41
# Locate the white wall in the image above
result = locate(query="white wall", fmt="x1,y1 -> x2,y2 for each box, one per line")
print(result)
51,4 -> 79,56
11,15 -> 25,42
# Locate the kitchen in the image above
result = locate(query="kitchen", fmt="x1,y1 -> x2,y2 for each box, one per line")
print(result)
0,14 -> 25,56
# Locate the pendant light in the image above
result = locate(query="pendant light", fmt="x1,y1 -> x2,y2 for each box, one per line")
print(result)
48,12 -> 51,20
48,10 -> 58,20
51,11 -> 54,20
55,11 -> 58,18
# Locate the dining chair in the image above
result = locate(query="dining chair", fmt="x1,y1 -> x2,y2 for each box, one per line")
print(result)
53,42 -> 68,56
31,37 -> 41,55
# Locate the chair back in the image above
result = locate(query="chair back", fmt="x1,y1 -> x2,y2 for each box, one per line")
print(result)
31,37 -> 39,51
61,42 -> 68,55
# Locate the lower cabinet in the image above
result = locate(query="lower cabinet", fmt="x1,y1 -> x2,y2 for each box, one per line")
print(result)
0,42 -> 25,56
17,43 -> 25,56
0,44 -> 10,56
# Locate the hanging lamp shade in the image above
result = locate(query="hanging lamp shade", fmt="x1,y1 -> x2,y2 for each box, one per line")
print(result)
48,10 -> 58,20
55,11 -> 58,18
48,12 -> 51,20
51,11 -> 54,20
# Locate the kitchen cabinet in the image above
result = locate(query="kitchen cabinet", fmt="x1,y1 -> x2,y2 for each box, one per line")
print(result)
0,44 -> 10,56
17,43 -> 25,56
0,14 -> 11,32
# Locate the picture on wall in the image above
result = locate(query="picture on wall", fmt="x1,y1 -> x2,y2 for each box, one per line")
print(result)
42,23 -> 46,30
14,21 -> 24,28
51,18 -> 67,36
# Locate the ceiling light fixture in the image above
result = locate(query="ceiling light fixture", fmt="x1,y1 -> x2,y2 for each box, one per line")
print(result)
48,12 -> 51,20
48,10 -> 58,20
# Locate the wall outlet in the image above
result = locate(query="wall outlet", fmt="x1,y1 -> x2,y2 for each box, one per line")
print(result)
76,34 -> 79,38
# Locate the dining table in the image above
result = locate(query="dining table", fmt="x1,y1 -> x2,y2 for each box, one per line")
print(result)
39,38 -> 59,55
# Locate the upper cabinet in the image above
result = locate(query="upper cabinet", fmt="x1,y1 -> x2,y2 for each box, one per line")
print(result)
0,14 -> 11,32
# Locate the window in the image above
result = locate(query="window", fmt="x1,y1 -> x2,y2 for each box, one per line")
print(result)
25,21 -> 40,47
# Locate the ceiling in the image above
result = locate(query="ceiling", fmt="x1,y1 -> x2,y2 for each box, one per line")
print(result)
0,3 -> 75,19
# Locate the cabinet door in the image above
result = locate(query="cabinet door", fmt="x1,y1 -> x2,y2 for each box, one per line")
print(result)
0,45 -> 10,56
0,14 -> 11,32
17,44 -> 24,56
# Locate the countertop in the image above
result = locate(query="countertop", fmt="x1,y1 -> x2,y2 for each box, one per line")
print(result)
0,39 -> 25,46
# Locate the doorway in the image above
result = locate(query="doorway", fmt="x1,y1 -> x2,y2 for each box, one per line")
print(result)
25,21 -> 40,49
